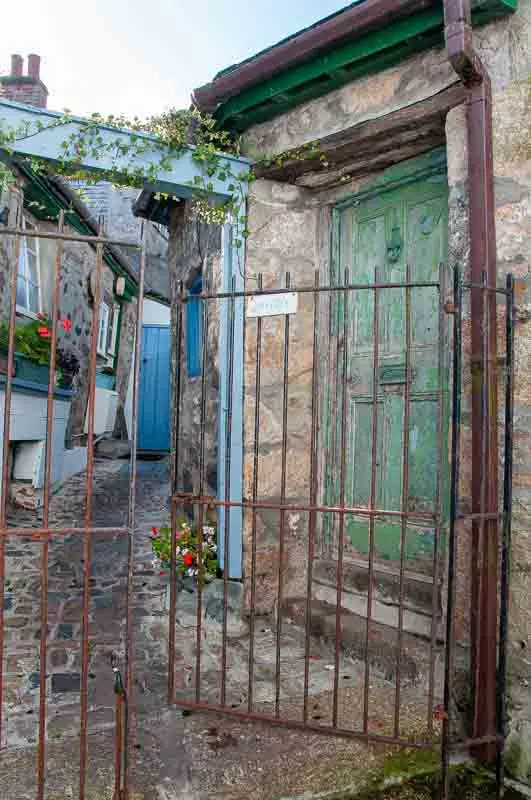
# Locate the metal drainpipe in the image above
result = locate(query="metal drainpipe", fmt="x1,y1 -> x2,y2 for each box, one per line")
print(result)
443,0 -> 499,762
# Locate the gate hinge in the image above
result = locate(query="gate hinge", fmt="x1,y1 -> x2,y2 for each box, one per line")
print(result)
444,300 -> 458,315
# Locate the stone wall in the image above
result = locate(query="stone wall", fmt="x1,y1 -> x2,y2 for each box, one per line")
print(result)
242,182 -> 323,612
167,202 -> 221,505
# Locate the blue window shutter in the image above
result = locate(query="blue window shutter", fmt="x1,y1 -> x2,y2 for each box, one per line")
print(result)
186,277 -> 202,378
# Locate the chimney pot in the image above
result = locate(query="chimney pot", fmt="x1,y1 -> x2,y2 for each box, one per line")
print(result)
11,54 -> 23,78
27,54 -> 40,79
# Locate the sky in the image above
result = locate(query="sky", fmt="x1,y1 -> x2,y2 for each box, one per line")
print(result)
0,0 -> 352,119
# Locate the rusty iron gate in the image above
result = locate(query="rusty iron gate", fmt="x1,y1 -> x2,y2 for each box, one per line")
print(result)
0,213 -> 144,800
0,210 -> 516,800
170,266 -> 516,800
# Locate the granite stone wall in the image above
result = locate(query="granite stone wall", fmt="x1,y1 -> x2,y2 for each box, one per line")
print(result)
167,202 -> 221,508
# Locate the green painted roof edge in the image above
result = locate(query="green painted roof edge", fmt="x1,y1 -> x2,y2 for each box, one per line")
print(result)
18,162 -> 138,298
214,0 -> 365,80
214,0 -> 517,132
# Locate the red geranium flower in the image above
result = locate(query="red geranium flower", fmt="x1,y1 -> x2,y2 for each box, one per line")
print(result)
151,527 -> 158,538
183,553 -> 194,567
61,318 -> 72,332
38,326 -> 51,338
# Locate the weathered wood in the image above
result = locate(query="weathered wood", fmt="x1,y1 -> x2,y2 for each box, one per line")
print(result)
255,84 -> 465,184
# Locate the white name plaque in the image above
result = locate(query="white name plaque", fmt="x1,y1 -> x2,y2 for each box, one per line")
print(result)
247,292 -> 298,318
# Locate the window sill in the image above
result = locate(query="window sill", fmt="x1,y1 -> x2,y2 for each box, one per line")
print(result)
16,306 -> 41,321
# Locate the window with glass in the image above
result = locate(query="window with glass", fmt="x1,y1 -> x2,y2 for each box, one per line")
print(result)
97,301 -> 120,360
17,217 -> 41,315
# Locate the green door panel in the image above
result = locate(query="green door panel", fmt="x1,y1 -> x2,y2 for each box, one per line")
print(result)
326,154 -> 449,570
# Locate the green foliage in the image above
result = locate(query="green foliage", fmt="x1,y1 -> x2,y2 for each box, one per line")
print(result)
357,764 -> 525,800
150,516 -> 218,583
0,162 -> 15,190
0,314 -> 80,388
0,105 -> 321,237
0,315 -> 51,364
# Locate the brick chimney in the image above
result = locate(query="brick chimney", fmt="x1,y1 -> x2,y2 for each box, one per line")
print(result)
0,54 -> 48,108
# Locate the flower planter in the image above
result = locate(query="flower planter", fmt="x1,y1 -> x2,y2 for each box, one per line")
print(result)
95,372 -> 116,390
0,352 -> 16,377
14,353 -> 50,385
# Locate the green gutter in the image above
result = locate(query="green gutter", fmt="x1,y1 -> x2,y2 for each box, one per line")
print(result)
214,0 -> 517,132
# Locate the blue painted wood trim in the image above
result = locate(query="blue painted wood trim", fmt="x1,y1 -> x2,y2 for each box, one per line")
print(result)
0,99 -> 252,203
218,220 -> 245,580
0,374 -> 72,399
186,277 -> 203,379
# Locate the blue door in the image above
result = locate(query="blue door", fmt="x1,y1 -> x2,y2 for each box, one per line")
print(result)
138,325 -> 171,451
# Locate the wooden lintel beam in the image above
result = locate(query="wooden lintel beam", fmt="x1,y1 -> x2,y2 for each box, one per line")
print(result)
255,83 -> 465,182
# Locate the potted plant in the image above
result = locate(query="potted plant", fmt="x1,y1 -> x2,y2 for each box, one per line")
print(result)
56,346 -> 80,389
150,516 -> 218,591
0,314 -> 78,389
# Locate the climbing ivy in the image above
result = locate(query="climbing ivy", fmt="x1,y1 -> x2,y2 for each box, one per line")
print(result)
0,106 -> 322,244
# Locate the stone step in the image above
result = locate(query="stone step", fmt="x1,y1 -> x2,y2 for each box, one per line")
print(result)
312,558 -> 441,639
281,597 -> 433,683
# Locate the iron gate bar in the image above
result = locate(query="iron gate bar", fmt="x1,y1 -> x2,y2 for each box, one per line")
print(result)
80,235 -> 104,800
168,282 -> 184,704
441,266 -> 463,800
195,272 -> 211,705
37,210 -> 65,800
363,267 -> 380,737
303,269 -> 320,724
457,512 -> 505,522
462,281 -> 512,295
0,226 -> 143,249
248,273 -> 263,714
471,271 -> 490,740
122,229 -> 146,800
191,280 -> 441,301
394,262 -> 413,739
171,494 -> 438,522
1,526 -> 131,538
275,272 -> 291,718
496,273 -> 515,797
427,262 -> 447,735
333,267 -> 349,728
221,276 -> 236,708
0,216 -> 22,752
172,696 -> 438,748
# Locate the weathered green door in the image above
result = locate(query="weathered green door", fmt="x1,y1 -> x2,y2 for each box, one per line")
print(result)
327,153 -> 448,572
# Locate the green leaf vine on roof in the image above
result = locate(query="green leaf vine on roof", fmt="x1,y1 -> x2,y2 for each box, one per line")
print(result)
0,105 -> 321,244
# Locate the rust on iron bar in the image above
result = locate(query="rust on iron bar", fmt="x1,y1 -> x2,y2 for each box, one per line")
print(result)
171,493 -> 438,522
171,696 -> 437,750
191,279 -> 441,302
0,225 -> 141,248
0,526 -> 130,537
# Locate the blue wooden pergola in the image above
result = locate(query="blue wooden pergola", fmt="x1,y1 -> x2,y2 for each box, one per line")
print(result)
0,97 -> 248,577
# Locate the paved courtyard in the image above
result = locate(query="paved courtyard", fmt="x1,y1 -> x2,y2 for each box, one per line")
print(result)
1,456 -> 443,799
